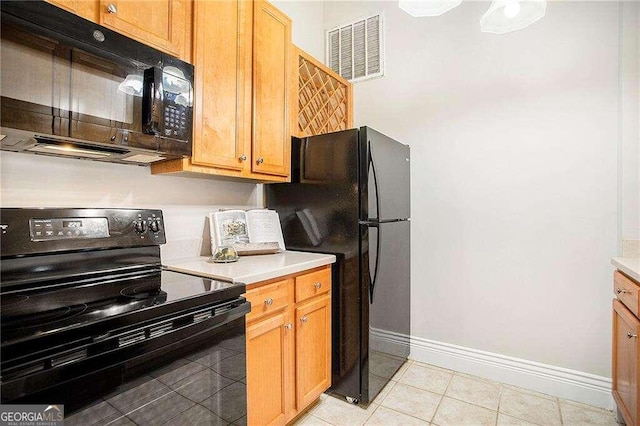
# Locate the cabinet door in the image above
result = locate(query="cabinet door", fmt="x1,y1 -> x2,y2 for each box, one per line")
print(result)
99,0 -> 189,59
613,299 -> 640,426
251,0 -> 291,177
247,312 -> 293,426
46,0 -> 99,22
190,0 -> 251,171
295,294 -> 332,409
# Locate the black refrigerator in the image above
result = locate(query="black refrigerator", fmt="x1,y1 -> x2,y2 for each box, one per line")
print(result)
265,127 -> 410,404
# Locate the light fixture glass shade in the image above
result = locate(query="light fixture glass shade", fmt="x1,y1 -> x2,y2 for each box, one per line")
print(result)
480,0 -> 546,34
398,0 -> 462,17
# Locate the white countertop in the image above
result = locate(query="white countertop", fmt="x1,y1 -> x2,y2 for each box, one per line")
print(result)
163,250 -> 336,285
612,257 -> 640,282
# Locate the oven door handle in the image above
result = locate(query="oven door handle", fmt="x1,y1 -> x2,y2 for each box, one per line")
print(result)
116,299 -> 251,349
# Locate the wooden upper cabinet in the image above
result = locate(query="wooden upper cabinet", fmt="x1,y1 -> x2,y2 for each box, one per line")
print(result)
150,0 -> 292,182
251,0 -> 291,177
294,46 -> 354,138
191,0 -> 251,170
98,0 -> 192,61
45,0 -> 99,22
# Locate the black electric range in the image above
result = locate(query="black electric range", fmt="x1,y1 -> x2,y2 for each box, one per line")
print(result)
0,208 -> 250,424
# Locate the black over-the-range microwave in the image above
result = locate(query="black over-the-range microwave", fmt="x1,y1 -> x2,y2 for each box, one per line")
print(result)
0,1 -> 194,165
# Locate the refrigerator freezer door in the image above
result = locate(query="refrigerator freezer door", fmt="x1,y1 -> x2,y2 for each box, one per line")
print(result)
361,219 -> 410,403
266,133 -> 360,250
299,130 -> 359,184
361,127 -> 411,222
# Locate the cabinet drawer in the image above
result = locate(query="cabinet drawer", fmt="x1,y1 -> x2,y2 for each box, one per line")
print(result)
295,268 -> 331,303
246,280 -> 289,322
615,271 -> 640,317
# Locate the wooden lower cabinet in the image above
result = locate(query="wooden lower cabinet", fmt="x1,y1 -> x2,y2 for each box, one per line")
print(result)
613,271 -> 640,426
295,294 -> 331,409
613,298 -> 640,426
247,311 -> 293,426
246,266 -> 331,425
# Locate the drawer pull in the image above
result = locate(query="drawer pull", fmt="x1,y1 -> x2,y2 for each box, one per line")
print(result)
300,316 -> 308,324
314,282 -> 322,289
107,3 -> 117,14
264,298 -> 273,306
284,323 -> 292,330
627,332 -> 638,339
616,288 -> 628,294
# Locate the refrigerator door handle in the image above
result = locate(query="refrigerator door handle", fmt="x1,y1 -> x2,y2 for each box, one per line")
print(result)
368,223 -> 381,303
369,146 -> 381,221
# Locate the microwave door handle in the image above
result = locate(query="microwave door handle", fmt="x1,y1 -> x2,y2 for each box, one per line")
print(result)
142,66 -> 163,136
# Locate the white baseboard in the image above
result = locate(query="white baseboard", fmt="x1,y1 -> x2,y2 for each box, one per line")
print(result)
370,327 -> 614,410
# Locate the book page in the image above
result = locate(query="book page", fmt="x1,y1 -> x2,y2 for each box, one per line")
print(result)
246,209 -> 286,251
209,210 -> 250,250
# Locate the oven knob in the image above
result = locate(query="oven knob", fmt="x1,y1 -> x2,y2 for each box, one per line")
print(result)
149,219 -> 161,233
134,220 -> 147,234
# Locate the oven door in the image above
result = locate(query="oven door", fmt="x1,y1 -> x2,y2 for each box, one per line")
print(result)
1,299 -> 250,425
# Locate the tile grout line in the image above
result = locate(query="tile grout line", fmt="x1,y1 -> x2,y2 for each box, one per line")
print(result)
557,396 -> 565,426
494,385 -> 502,426
377,403 -> 433,424
495,388 -> 553,426
428,369 -> 454,424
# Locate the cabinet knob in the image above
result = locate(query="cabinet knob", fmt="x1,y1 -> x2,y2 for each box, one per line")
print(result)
616,288 -> 627,294
314,282 -> 322,289
627,332 -> 638,339
264,298 -> 273,306
107,3 -> 117,14
300,316 -> 308,324
284,323 -> 292,330
239,154 -> 247,162
256,157 -> 264,165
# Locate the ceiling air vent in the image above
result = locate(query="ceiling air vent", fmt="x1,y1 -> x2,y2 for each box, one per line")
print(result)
326,13 -> 384,83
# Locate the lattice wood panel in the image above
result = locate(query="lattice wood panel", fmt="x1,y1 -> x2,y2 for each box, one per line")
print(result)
293,47 -> 353,137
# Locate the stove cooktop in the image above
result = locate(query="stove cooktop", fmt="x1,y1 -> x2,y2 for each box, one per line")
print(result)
1,269 -> 241,345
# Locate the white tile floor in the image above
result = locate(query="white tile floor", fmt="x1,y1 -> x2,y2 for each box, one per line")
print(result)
293,360 -> 618,426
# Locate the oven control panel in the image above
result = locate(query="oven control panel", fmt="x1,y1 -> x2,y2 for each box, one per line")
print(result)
1,208 -> 167,257
30,217 -> 110,241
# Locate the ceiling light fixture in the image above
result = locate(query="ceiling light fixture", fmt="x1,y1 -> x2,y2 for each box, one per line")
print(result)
399,0 -> 547,34
398,0 -> 462,17
480,0 -> 547,34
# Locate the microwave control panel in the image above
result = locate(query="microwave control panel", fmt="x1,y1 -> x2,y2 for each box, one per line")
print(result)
163,100 -> 189,140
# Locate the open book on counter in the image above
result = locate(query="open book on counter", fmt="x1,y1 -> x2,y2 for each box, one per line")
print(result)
209,209 -> 286,255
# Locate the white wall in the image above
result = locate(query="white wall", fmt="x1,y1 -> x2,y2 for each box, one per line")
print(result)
0,152 -> 260,259
324,0 -> 621,381
621,1 -> 640,256
272,0 -> 325,59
